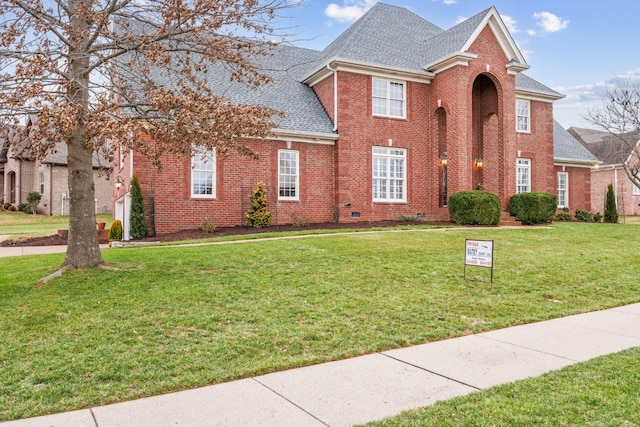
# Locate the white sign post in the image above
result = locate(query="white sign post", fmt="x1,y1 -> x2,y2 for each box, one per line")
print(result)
464,239 -> 494,286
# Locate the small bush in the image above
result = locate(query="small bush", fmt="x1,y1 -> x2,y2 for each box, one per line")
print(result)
604,184 -> 618,223
3,202 -> 11,210
17,203 -> 31,214
398,215 -> 419,222
27,191 -> 41,215
108,219 -> 123,240
291,212 -> 310,227
554,211 -> 573,221
594,212 -> 603,223
246,181 -> 272,229
448,190 -> 501,225
509,192 -> 557,225
575,209 -> 595,222
200,217 -> 216,233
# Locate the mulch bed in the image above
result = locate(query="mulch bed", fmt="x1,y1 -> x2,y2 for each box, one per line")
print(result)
1,220 -> 450,247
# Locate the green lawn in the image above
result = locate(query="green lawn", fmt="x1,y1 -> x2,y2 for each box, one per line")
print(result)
1,222 -> 639,421
0,211 -> 113,239
363,347 -> 640,426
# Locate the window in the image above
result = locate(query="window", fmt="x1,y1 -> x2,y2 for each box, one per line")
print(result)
516,99 -> 530,132
39,172 -> 45,195
516,158 -> 531,193
372,78 -> 405,118
191,148 -> 215,198
557,172 -> 568,208
373,147 -> 406,202
278,150 -> 299,200
634,183 -> 640,195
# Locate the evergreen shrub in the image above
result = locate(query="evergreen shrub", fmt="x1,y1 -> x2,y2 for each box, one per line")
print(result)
108,219 -> 123,240
604,184 -> 618,223
129,175 -> 149,239
246,181 -> 272,228
508,192 -> 557,225
448,190 -> 501,225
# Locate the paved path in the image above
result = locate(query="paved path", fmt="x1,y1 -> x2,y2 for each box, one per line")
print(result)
2,303 -> 639,427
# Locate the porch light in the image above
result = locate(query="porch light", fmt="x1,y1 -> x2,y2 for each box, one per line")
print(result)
439,152 -> 448,166
115,175 -> 124,190
475,156 -> 483,168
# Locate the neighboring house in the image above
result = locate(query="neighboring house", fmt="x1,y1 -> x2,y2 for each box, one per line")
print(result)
116,3 -> 597,236
0,120 -> 112,216
569,127 -> 640,216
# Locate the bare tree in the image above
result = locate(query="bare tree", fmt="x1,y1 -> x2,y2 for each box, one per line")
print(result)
586,78 -> 640,190
0,0 -> 293,269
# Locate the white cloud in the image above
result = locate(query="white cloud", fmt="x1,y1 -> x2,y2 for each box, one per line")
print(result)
455,16 -> 467,25
532,12 -> 569,33
325,0 -> 378,23
500,15 -> 518,34
527,29 -> 537,36
432,0 -> 458,4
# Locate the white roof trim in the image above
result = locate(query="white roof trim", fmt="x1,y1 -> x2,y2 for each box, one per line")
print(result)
304,57 -> 435,86
554,159 -> 602,168
423,52 -> 478,74
516,90 -> 565,103
461,8 -> 527,65
273,129 -> 338,145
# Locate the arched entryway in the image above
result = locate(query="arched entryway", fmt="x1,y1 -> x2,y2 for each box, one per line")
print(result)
472,74 -> 503,199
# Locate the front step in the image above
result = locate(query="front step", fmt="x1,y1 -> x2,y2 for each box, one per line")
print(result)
500,211 -> 521,226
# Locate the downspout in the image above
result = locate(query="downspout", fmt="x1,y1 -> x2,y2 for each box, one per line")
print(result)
49,164 -> 53,215
327,63 -> 338,131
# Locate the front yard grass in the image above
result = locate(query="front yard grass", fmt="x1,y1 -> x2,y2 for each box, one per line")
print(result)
364,347 -> 640,426
1,222 -> 639,420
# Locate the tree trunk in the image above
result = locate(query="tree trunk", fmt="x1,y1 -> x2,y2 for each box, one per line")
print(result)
63,0 -> 104,269
64,138 -> 104,269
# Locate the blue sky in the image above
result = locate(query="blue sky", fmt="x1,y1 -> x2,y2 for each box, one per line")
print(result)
278,0 -> 640,130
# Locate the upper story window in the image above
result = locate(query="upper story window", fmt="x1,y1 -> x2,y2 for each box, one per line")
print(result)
516,158 -> 531,193
39,172 -> 45,194
516,99 -> 530,133
191,148 -> 216,198
633,183 -> 640,195
278,149 -> 299,201
373,146 -> 406,202
372,78 -> 406,118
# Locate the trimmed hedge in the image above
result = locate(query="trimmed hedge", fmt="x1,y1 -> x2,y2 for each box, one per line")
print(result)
508,192 -> 557,225
448,190 -> 501,225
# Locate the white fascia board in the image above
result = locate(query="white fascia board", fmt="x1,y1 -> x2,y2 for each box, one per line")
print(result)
554,159 -> 602,168
516,89 -> 565,103
303,58 -> 435,86
461,8 -> 527,65
423,52 -> 478,74
273,129 -> 338,145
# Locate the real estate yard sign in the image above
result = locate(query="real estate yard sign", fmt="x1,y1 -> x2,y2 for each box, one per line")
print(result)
464,239 -> 494,286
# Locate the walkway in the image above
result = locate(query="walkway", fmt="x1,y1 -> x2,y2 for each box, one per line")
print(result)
2,303 -> 639,426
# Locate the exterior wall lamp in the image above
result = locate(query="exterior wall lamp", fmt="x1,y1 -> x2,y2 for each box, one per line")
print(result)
439,152 -> 448,166
475,156 -> 483,168
115,175 -> 124,190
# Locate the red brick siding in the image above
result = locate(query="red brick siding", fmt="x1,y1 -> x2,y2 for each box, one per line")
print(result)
554,165 -> 592,212
590,168 -> 640,216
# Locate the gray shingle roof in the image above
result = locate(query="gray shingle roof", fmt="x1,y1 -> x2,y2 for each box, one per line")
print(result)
554,121 -> 599,163
516,74 -> 564,99
569,127 -> 640,165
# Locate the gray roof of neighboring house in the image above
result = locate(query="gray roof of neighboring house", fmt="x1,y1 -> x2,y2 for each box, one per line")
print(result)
554,121 -> 600,164
569,127 -> 640,165
515,74 -> 563,99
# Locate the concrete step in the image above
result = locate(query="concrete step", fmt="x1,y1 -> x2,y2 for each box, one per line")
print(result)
500,211 -> 520,226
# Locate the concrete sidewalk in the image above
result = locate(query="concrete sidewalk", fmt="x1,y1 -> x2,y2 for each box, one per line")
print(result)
3,303 -> 639,427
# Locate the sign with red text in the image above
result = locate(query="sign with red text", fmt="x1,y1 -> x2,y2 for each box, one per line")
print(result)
465,239 -> 493,268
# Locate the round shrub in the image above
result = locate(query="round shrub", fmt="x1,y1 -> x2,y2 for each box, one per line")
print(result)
508,192 -> 557,225
448,190 -> 501,225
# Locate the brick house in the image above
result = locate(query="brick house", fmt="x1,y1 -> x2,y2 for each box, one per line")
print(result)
0,121 -> 112,216
569,127 -> 640,216
115,3 -> 598,237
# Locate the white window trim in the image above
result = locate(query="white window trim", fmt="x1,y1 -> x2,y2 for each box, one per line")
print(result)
191,148 -> 216,199
633,183 -> 640,195
557,171 -> 569,208
516,99 -> 531,133
372,78 -> 406,119
516,158 -> 531,194
372,146 -> 407,203
278,149 -> 299,201
39,172 -> 45,195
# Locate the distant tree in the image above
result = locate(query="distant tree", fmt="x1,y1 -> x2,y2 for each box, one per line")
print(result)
604,183 -> 618,223
27,191 -> 41,215
0,0 -> 293,269
129,175 -> 149,239
586,78 -> 640,192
